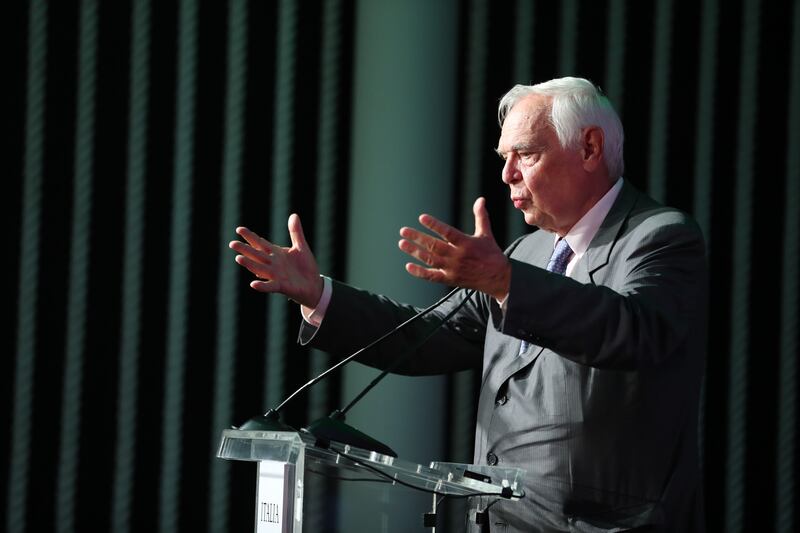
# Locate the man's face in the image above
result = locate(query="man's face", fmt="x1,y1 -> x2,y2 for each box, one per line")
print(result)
496,94 -> 594,235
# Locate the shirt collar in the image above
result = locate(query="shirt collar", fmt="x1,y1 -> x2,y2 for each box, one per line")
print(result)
557,178 -> 624,255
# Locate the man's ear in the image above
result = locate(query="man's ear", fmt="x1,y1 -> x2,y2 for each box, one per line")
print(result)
581,127 -> 604,171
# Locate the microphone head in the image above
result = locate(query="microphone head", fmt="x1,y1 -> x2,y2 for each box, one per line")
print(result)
236,409 -> 296,432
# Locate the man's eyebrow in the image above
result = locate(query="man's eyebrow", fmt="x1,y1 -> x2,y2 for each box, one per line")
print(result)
512,142 -> 535,152
497,142 -> 539,154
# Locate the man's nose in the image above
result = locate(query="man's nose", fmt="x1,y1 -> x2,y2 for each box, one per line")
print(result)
501,156 -> 519,184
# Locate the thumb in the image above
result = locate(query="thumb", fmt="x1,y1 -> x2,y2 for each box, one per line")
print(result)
287,213 -> 309,250
473,197 -> 493,237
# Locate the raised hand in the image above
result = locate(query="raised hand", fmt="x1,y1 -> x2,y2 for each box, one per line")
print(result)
229,214 -> 323,308
398,197 -> 511,300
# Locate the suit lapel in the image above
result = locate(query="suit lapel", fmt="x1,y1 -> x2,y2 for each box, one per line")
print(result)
582,180 -> 639,283
497,231 -> 553,381
503,344 -> 545,379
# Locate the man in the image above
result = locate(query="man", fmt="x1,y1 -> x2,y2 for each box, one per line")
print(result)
230,77 -> 707,532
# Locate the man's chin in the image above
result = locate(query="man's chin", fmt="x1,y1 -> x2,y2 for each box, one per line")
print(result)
524,212 -> 557,232
523,212 -> 540,227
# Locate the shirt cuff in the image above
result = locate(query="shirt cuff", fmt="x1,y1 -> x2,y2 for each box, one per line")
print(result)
300,276 -> 332,327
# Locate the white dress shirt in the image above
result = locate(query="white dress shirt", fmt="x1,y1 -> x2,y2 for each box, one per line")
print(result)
560,177 -> 623,278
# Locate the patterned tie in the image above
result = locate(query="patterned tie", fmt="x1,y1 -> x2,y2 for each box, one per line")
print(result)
519,238 -> 573,354
546,238 -> 573,276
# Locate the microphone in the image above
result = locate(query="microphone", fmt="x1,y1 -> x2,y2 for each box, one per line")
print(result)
236,285 -> 468,455
303,288 -> 476,457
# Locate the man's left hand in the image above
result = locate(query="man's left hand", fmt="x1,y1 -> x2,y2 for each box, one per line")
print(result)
398,197 -> 511,300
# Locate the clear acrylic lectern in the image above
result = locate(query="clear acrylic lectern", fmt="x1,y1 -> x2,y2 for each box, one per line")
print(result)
217,428 -> 525,532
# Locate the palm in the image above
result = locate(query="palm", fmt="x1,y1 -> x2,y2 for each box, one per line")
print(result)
398,197 -> 511,300
229,214 -> 323,308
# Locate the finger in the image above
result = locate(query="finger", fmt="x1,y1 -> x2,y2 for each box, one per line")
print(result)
230,241 -> 272,263
398,238 -> 440,268
473,197 -> 493,237
235,254 -> 274,279
399,227 -> 453,257
417,214 -> 465,244
405,262 -> 447,283
236,226 -> 274,253
235,226 -> 259,244
250,279 -> 282,293
287,214 -> 309,251
229,239 -> 253,255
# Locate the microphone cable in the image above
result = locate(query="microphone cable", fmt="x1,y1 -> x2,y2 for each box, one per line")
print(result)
338,288 -> 477,416
239,284 -> 470,431
274,285 -> 466,413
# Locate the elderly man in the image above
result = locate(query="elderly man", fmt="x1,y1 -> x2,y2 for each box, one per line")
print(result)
230,77 -> 707,532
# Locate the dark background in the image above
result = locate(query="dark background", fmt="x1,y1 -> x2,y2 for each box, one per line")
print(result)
2,0 -> 798,532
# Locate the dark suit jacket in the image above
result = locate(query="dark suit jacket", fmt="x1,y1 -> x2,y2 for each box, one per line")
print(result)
299,181 -> 708,532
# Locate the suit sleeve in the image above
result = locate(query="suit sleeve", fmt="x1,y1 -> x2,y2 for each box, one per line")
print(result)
298,280 -> 489,375
492,213 -> 708,370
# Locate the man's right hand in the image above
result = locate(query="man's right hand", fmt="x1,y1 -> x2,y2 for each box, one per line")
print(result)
229,214 -> 323,308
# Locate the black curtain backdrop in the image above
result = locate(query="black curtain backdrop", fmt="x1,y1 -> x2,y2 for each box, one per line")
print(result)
2,0 -> 798,532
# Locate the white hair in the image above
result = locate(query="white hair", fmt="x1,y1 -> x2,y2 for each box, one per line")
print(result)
498,77 -> 624,179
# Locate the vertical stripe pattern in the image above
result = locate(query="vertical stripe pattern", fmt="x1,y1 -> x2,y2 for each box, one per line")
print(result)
692,0 -> 718,249
776,2 -> 800,530
265,0 -> 297,409
158,0 -> 198,531
513,0 -> 535,85
110,0 -> 150,531
6,2 -> 47,532
56,1 -> 98,530
2,2 -> 799,532
461,0 -> 488,223
305,2 -> 343,529
558,0 -> 578,76
604,0 -> 626,117
208,1 -> 247,532
725,0 -> 759,530
646,0 -> 673,203
691,0 -> 718,475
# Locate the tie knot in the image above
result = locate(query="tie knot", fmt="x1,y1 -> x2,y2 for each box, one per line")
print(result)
546,238 -> 573,275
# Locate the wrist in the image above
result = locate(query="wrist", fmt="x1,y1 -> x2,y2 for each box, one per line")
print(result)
489,259 -> 512,301
307,274 -> 324,308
